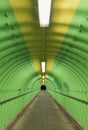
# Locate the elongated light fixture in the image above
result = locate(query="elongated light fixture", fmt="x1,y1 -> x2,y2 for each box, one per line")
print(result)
42,75 -> 45,80
42,79 -> 45,85
41,61 -> 46,73
38,0 -> 52,27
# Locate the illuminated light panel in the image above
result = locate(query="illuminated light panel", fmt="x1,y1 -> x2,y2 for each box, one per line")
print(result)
42,75 -> 45,80
38,0 -> 52,27
41,61 -> 46,73
42,79 -> 45,85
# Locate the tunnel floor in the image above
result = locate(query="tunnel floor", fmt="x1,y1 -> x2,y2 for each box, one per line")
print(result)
8,91 -> 77,130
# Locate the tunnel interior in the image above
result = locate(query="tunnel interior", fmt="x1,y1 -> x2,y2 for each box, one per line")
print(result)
0,0 -> 88,130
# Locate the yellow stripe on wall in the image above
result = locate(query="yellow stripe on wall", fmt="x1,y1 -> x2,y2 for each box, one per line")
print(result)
10,0 -> 41,73
46,0 -> 80,73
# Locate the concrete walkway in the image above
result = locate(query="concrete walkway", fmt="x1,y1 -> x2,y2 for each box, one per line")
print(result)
9,91 -> 77,130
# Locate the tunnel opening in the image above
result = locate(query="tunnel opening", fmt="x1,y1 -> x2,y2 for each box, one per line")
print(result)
41,85 -> 46,90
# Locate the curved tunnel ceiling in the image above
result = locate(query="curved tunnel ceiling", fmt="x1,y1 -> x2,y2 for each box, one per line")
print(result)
0,0 -> 88,91
10,0 -> 80,74
0,0 -> 88,129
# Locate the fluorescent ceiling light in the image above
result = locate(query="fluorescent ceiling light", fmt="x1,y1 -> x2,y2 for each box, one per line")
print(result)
38,0 -> 52,27
41,61 -> 45,73
42,79 -> 45,85
42,75 -> 45,80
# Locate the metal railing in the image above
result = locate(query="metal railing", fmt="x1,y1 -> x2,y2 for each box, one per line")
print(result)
49,89 -> 88,105
0,89 -> 38,105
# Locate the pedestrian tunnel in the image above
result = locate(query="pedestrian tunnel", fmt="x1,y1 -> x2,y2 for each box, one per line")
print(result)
0,0 -> 88,130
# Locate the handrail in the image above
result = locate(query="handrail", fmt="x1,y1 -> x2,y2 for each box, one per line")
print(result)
49,89 -> 88,105
0,89 -> 38,105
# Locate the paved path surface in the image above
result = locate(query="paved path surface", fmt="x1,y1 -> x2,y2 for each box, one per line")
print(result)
10,91 -> 77,130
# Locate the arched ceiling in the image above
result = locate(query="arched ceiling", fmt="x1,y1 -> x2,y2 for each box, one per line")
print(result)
0,0 -> 88,129
10,0 -> 80,74
0,0 -> 87,90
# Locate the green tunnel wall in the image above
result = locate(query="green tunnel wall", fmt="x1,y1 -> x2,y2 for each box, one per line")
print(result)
0,1 -> 41,129
0,0 -> 88,130
46,0 -> 88,129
